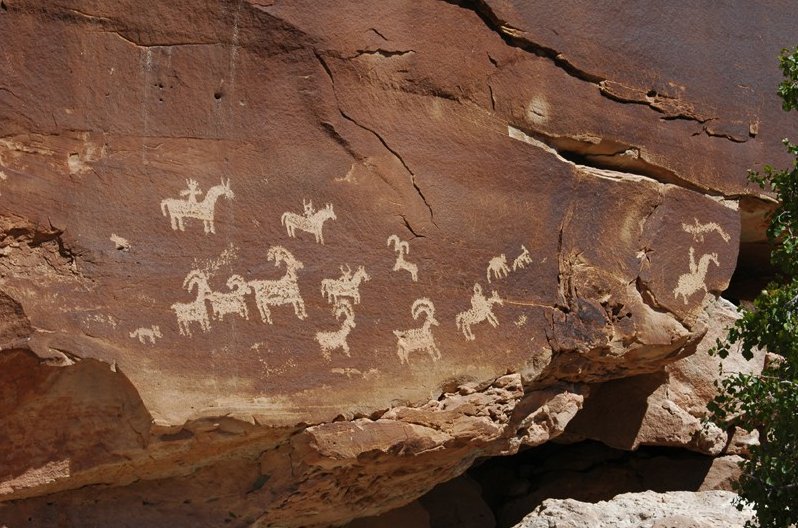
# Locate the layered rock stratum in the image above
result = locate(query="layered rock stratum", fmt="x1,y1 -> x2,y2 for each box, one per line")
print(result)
0,1 -> 793,526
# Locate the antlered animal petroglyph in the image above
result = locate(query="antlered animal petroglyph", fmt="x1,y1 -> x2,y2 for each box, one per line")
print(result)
316,299 -> 356,360
394,298 -> 441,365
160,178 -> 234,234
673,247 -> 720,304
456,283 -> 504,341
130,325 -> 161,344
249,246 -> 307,324
681,218 -> 731,243
208,275 -> 250,321
387,234 -> 418,282
281,200 -> 336,244
512,245 -> 533,271
321,264 -> 370,305
487,254 -> 510,283
171,270 -> 212,336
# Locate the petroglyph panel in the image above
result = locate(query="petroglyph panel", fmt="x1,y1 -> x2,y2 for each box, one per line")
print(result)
160,178 -> 234,234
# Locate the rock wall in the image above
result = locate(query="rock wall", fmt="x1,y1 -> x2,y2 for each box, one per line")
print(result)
0,1 -> 792,526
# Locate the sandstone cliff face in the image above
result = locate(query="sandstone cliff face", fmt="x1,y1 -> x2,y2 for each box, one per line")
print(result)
0,1 -> 791,526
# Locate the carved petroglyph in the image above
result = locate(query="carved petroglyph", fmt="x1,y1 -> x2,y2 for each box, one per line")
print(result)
512,245 -> 532,271
208,275 -> 250,321
514,315 -> 528,327
110,234 -> 130,251
387,235 -> 419,282
331,367 -> 381,379
281,200 -> 336,244
160,178 -> 234,234
171,270 -> 212,336
681,218 -> 731,243
130,325 -> 162,344
394,298 -> 441,365
487,254 -> 510,283
673,247 -> 720,304
249,246 -> 307,324
315,299 -> 356,360
321,264 -> 370,304
456,283 -> 504,341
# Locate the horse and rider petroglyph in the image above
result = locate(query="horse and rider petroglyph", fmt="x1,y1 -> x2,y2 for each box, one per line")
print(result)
394,298 -> 441,365
160,178 -> 234,234
321,264 -> 370,305
487,254 -> 510,283
456,283 -> 504,341
281,199 -> 336,244
249,246 -> 307,324
673,247 -> 720,304
316,299 -> 356,360
387,234 -> 419,282
512,245 -> 533,271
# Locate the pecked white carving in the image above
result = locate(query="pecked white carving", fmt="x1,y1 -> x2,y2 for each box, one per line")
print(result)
130,325 -> 161,344
171,270 -> 212,336
673,247 -> 719,304
512,245 -> 533,271
394,298 -> 441,365
321,264 -> 370,305
207,274 -> 250,321
315,299 -> 356,360
281,199 -> 336,244
681,218 -> 731,243
160,178 -> 234,234
249,246 -> 307,324
487,254 -> 510,283
387,235 -> 419,282
456,283 -> 504,341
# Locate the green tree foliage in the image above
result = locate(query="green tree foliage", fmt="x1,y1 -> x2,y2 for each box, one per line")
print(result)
708,47 -> 798,528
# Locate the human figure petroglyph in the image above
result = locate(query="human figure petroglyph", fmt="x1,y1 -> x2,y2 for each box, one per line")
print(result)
315,299 -> 356,360
673,247 -> 720,304
681,218 -> 731,243
387,234 -> 419,282
281,200 -> 336,244
321,264 -> 370,305
171,270 -> 212,336
249,246 -> 307,324
456,283 -> 504,341
394,298 -> 441,365
512,245 -> 533,271
129,325 -> 162,344
208,274 -> 250,321
161,178 -> 234,234
487,254 -> 510,283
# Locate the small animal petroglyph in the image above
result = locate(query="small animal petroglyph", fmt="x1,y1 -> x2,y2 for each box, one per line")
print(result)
208,275 -> 250,321
456,283 -> 504,341
249,246 -> 307,324
281,200 -> 336,244
110,234 -> 130,251
171,270 -> 212,336
387,235 -> 418,282
673,247 -> 720,304
321,264 -> 370,304
487,254 -> 510,283
681,218 -> 731,243
331,367 -> 362,378
316,299 -> 356,360
394,298 -> 441,365
514,315 -> 527,327
160,178 -> 234,234
130,325 -> 162,344
512,245 -> 533,271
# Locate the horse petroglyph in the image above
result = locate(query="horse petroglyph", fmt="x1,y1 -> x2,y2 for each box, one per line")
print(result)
321,264 -> 370,304
160,178 -> 234,234
512,245 -> 533,271
315,299 -> 356,360
249,246 -> 307,324
673,247 -> 720,304
130,325 -> 161,344
387,234 -> 419,282
281,200 -> 336,244
456,283 -> 504,341
208,275 -> 250,321
487,254 -> 510,283
681,218 -> 731,243
171,270 -> 212,336
394,298 -> 441,365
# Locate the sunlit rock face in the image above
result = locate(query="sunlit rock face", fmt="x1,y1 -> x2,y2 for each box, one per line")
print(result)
0,1 -> 792,526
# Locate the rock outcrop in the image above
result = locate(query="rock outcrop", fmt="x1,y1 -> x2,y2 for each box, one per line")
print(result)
0,1 -> 791,525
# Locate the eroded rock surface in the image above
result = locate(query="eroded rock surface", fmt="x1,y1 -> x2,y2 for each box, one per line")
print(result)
0,0 -> 791,525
